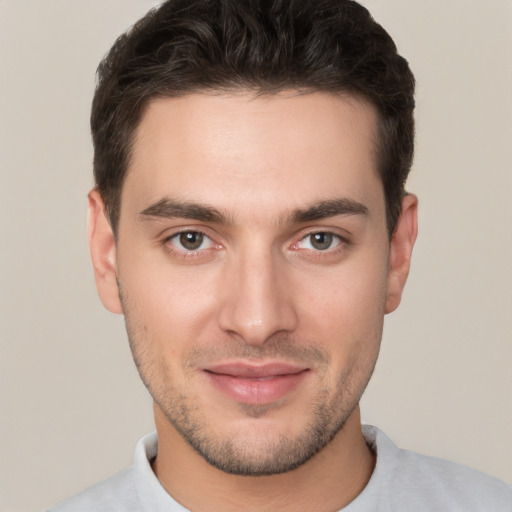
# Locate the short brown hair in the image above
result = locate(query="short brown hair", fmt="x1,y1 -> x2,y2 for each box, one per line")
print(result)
91,0 -> 415,237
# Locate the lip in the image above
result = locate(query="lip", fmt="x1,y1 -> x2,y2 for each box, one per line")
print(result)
203,362 -> 310,405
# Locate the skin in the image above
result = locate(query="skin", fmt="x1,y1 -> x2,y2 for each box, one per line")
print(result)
89,91 -> 418,511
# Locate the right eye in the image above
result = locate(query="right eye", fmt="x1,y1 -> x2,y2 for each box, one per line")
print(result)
167,231 -> 214,252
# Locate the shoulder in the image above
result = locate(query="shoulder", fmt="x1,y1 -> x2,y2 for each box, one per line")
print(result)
46,433 -> 175,512
361,426 -> 512,512
393,446 -> 512,510
47,466 -> 138,512
47,433 -> 160,512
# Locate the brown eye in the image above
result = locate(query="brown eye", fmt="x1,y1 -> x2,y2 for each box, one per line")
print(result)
166,230 -> 216,258
309,232 -> 334,250
178,231 -> 205,251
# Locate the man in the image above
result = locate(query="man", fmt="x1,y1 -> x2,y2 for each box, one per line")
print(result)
49,0 -> 512,510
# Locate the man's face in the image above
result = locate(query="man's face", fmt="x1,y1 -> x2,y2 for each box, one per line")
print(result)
92,92 -> 413,475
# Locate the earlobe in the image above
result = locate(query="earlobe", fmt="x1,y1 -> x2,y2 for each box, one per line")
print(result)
385,194 -> 418,314
88,189 -> 123,314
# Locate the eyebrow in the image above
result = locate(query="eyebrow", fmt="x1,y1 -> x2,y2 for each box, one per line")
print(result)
138,197 -> 230,224
138,196 -> 368,225
289,198 -> 369,223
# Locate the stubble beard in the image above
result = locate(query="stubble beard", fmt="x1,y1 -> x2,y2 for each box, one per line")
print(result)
151,375 -> 352,476
131,342 -> 375,476
120,292 -> 379,476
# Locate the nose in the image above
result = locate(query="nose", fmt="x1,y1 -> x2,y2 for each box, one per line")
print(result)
217,247 -> 299,345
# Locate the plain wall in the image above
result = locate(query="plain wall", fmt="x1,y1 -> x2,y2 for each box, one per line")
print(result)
0,1 -> 510,511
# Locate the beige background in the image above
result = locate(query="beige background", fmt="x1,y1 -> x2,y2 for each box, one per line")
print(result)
0,1 -> 511,511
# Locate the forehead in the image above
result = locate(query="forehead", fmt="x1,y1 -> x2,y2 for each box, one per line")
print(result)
123,91 -> 384,222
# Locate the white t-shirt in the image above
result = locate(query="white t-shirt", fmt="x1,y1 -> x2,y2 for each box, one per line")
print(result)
48,425 -> 512,511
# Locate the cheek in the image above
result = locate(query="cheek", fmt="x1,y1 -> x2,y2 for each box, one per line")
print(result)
297,256 -> 388,330
118,254 -> 220,348
292,255 -> 388,385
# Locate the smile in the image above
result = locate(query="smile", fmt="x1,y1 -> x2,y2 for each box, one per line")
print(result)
203,362 -> 311,405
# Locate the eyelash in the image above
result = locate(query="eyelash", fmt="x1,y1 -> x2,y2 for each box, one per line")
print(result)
164,230 -> 217,257
163,229 -> 348,260
293,232 -> 345,252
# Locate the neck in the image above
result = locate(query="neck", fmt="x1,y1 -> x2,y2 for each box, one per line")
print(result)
152,405 -> 375,512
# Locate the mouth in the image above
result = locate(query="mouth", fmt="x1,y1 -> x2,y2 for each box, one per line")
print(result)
203,362 -> 311,405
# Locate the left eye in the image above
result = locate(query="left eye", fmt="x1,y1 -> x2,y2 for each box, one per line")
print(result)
297,232 -> 341,251
169,231 -> 213,251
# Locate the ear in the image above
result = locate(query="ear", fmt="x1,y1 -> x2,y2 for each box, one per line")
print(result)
385,194 -> 418,314
88,189 -> 123,314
